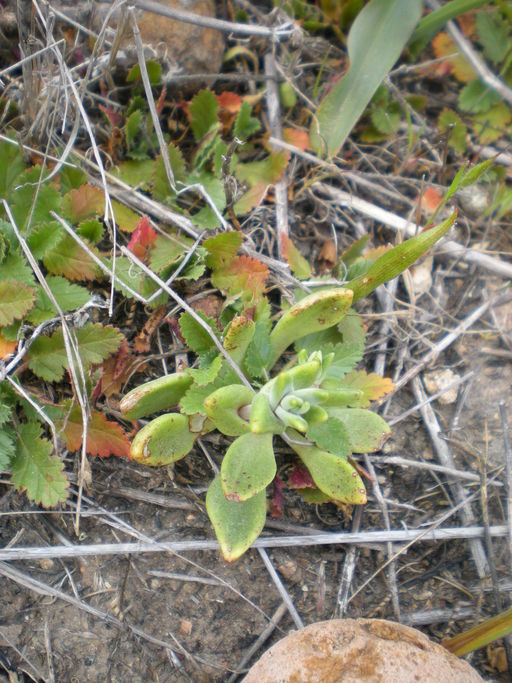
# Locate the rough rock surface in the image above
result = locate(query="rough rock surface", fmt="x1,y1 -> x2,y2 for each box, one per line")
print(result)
243,619 -> 484,683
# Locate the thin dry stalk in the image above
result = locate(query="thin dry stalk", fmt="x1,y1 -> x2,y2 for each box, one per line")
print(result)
334,505 -> 363,618
258,548 -> 303,629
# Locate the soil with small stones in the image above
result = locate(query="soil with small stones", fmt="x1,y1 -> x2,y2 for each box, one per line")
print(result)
2,2 -> 512,682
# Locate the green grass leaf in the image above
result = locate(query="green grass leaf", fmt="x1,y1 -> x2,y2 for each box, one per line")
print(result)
0,280 -> 36,326
206,474 -> 267,561
310,0 -> 422,157
11,423 -> 68,507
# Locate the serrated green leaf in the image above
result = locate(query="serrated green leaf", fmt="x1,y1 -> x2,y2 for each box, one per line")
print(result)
223,316 -> 255,366
290,440 -> 367,504
113,159 -> 154,190
280,234 -> 312,279
438,109 -> 467,153
0,138 -> 26,198
187,352 -> 223,386
0,251 -> 35,285
11,423 -> 68,506
187,172 -> 226,229
0,280 -> 36,325
310,0 -> 422,157
26,277 -> 90,325
326,407 -> 390,452
126,59 -> 162,85
77,219 -> 103,243
152,144 -> 188,201
179,311 -> 219,355
221,432 -> 275,502
206,474 -> 267,561
307,417 -> 350,457
189,89 -> 220,142
59,164 -> 87,194
244,322 -> 274,379
476,11 -> 510,64
125,109 -> 143,151
43,235 -> 100,281
0,426 -> 15,472
28,323 -> 123,382
0,401 -> 12,426
458,80 -> 501,114
180,363 -> 239,415
233,101 -> 261,140
472,103 -> 512,144
10,166 -> 62,232
26,222 -> 64,258
205,231 -> 242,270
149,234 -> 187,273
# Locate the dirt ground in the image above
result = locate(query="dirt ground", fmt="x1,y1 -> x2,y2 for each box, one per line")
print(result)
2,1 -> 512,682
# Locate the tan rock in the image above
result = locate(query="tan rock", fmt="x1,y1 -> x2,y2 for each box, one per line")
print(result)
243,618 -> 483,683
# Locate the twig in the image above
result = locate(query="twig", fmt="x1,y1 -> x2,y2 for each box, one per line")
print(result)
314,183 -> 512,280
363,453 -> 499,484
500,402 -> 512,573
334,505 -> 363,618
411,376 -> 488,578
226,602 -> 288,683
264,54 -> 289,261
258,548 -> 303,629
0,525 -> 507,561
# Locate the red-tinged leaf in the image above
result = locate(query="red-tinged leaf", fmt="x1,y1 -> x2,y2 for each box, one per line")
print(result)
0,331 -> 17,359
282,127 -> 310,151
271,475 -> 284,518
288,465 -> 315,489
234,151 -> 289,215
420,186 -> 443,215
217,91 -> 243,114
341,370 -> 394,407
432,33 -> 475,83
280,234 -> 311,279
98,103 -> 123,127
212,255 -> 269,303
127,215 -> 158,260
62,184 -> 104,222
204,231 -> 242,270
133,305 -> 166,353
60,405 -> 131,458
92,338 -> 135,400
43,235 -> 100,281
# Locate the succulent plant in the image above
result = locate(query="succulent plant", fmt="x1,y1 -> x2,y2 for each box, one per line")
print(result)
121,214 -> 456,560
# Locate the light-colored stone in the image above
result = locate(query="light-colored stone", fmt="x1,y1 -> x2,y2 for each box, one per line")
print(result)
243,619 -> 484,683
423,368 -> 460,404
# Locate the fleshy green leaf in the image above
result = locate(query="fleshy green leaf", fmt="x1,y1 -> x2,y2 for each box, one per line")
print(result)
290,440 -> 367,504
0,280 -> 36,326
307,418 -> 350,457
206,474 -> 267,561
180,364 -> 240,415
120,372 -> 193,420
310,0 -> 422,157
130,413 -> 197,466
346,212 -> 456,302
204,384 -> 253,436
11,423 -> 68,507
326,407 -> 390,452
269,288 -> 354,367
221,432 -> 276,501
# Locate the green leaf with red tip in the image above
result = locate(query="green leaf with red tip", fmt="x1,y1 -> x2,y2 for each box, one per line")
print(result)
221,432 -> 276,502
269,288 -> 353,368
280,234 -> 312,279
130,413 -> 197,466
211,255 -> 269,304
206,474 -> 267,561
290,439 -> 367,504
204,231 -> 242,270
337,370 -> 394,407
346,212 -> 456,302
